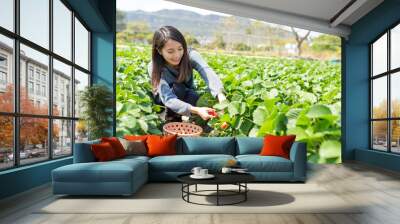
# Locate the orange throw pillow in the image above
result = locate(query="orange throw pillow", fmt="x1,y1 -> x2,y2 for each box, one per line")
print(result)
260,135 -> 296,159
124,135 -> 149,141
146,135 -> 177,157
101,137 -> 127,158
91,142 -> 117,161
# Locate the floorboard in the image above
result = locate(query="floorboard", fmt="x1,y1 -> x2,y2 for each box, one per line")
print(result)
1,162 -> 400,224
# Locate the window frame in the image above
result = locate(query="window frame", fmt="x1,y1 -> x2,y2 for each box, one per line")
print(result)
0,0 -> 92,171
370,21 -> 400,154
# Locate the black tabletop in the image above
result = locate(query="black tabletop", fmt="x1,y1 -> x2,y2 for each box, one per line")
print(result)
177,172 -> 255,185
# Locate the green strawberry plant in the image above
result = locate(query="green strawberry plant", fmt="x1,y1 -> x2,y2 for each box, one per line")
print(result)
116,43 -> 341,163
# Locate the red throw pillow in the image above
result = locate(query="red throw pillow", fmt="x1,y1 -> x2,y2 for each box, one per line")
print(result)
124,135 -> 149,141
146,135 -> 177,157
260,135 -> 296,159
101,137 -> 127,158
91,142 -> 117,161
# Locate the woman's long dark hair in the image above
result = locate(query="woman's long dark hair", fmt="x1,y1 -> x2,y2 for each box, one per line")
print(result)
151,26 -> 191,93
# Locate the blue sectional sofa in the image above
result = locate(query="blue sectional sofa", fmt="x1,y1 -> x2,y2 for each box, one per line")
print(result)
52,137 -> 307,196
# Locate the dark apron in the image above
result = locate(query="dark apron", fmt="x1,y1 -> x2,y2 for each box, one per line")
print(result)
153,82 -> 199,122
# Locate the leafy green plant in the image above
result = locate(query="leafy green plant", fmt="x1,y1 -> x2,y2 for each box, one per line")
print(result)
79,84 -> 113,140
116,44 -> 163,136
116,43 -> 341,163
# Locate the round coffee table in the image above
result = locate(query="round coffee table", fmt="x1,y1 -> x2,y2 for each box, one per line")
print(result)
177,173 -> 255,206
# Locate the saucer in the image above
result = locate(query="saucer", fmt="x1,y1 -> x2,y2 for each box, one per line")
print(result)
190,174 -> 215,179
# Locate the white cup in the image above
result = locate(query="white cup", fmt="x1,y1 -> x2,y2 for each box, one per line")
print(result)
221,167 -> 232,174
200,169 -> 208,176
191,167 -> 202,176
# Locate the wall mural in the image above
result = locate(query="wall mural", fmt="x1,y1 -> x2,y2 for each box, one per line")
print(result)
115,0 -> 342,163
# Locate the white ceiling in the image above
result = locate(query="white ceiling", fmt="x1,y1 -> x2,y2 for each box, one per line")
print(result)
167,0 -> 384,38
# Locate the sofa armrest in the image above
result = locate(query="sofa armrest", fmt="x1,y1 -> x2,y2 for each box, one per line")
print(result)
73,140 -> 100,163
289,141 -> 307,181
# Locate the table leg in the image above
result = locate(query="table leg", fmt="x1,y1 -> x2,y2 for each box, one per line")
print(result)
217,184 -> 219,206
245,183 -> 247,201
181,184 -> 183,199
187,184 -> 190,202
195,184 -> 197,192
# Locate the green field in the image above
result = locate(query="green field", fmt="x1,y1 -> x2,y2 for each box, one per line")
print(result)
116,44 -> 341,163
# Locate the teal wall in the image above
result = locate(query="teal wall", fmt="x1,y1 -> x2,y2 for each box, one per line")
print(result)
91,0 -> 116,136
0,158 -> 72,199
0,0 -> 116,200
344,0 -> 400,171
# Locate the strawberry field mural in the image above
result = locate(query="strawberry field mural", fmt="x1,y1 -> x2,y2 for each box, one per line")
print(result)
116,44 -> 341,163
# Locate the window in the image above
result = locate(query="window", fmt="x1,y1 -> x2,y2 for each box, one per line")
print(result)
75,18 -> 89,70
35,70 -> 41,81
0,0 -> 91,170
53,0 -> 72,60
74,69 -> 89,118
20,0 -> 49,49
370,23 -> 400,154
42,85 -> 46,97
0,34 -> 13,113
0,0 -> 14,32
0,54 -> 8,87
0,71 -> 6,85
36,83 -> 40,95
391,24 -> 400,70
20,117 -> 48,165
29,67 -> 34,80
53,59 -> 72,117
0,55 -> 7,67
53,119 -> 72,158
0,116 -> 13,170
28,81 -> 34,94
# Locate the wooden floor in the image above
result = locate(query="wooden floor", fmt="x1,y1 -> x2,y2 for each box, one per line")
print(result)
1,162 -> 400,224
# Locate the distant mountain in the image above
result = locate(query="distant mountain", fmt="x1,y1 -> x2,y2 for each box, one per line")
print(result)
120,9 -> 293,45
123,9 -> 225,40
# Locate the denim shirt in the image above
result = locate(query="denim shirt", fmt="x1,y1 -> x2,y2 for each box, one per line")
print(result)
147,49 -> 224,116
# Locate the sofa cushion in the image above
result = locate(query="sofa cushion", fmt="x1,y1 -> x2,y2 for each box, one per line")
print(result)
178,137 -> 235,155
119,138 -> 147,156
147,135 -> 177,157
91,142 -> 118,161
260,135 -> 296,159
52,159 -> 147,183
124,135 -> 149,141
101,137 -> 127,158
236,137 -> 263,155
115,155 -> 150,163
148,154 -> 235,172
236,155 -> 293,172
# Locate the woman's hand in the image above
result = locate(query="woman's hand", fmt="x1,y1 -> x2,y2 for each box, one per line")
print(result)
190,106 -> 216,120
217,92 -> 227,103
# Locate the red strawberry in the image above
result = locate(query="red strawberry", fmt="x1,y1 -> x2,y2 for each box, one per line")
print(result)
220,122 -> 229,129
208,110 -> 218,117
